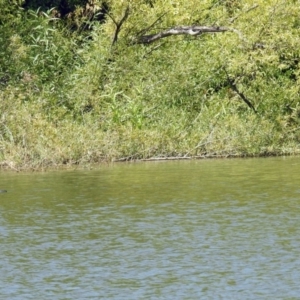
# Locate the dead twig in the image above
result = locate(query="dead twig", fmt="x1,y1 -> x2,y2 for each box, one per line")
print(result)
105,6 -> 130,46
135,12 -> 167,37
135,25 -> 228,44
224,68 -> 257,113
141,42 -> 166,58
229,4 -> 259,24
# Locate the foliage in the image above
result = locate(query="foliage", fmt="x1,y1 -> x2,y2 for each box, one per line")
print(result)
1,0 -> 300,169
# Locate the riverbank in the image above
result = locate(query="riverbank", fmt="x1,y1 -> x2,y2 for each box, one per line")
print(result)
1,96 -> 300,171
1,1 -> 300,171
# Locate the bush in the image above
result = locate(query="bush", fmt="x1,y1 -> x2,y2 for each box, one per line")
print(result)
1,0 -> 300,169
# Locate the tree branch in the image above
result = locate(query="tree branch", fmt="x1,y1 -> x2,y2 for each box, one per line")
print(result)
224,68 -> 257,113
135,25 -> 228,44
229,4 -> 259,24
105,6 -> 130,46
135,12 -> 167,37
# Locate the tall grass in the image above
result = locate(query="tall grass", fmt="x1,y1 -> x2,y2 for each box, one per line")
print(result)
1,1 -> 300,170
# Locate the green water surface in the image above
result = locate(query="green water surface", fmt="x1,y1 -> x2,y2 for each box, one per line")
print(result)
1,157 -> 300,299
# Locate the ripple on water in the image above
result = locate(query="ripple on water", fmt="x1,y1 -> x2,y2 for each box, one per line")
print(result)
1,157 -> 300,299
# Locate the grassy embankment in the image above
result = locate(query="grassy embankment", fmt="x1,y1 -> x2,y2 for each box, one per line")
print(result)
1,0 -> 300,170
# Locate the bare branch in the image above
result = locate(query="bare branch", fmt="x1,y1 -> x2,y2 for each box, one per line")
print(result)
136,12 -> 167,37
224,68 -> 257,113
103,6 -> 118,26
135,25 -> 228,44
106,6 -> 130,46
142,42 -> 166,58
229,4 -> 259,24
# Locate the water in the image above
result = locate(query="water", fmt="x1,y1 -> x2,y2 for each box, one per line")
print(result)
1,157 -> 300,299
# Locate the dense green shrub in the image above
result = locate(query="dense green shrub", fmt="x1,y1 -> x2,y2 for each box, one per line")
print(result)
1,0 -> 300,169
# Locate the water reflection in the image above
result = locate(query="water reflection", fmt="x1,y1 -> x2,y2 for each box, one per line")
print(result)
1,157 -> 300,299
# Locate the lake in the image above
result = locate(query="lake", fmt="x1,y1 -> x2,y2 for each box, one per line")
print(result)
1,157 -> 300,299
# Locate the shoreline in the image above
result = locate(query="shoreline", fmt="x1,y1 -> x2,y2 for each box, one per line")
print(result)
1,152 -> 298,172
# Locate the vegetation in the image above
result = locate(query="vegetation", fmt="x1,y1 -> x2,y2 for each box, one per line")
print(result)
1,0 -> 300,170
